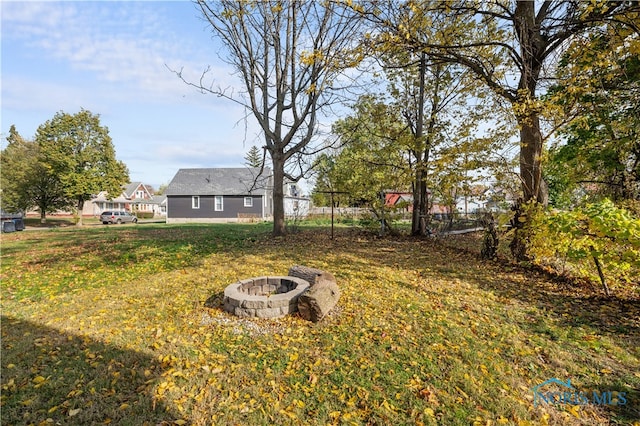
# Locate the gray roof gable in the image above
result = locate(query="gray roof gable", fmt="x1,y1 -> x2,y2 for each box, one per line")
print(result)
165,167 -> 271,196
123,182 -> 148,198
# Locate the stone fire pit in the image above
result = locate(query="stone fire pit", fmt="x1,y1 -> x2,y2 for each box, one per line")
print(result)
223,276 -> 310,318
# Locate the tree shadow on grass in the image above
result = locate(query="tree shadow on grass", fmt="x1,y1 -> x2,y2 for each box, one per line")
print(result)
326,235 -> 640,422
437,255 -> 640,422
469,260 -> 640,343
1,316 -> 181,425
261,230 -> 640,344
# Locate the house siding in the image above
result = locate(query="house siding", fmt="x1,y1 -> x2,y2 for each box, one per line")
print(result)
284,197 -> 310,218
167,195 -> 263,222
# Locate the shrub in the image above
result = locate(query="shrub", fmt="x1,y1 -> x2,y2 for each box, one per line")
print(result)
529,199 -> 640,295
135,212 -> 154,219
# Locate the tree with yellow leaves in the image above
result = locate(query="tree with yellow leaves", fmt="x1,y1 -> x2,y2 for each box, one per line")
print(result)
355,0 -> 640,258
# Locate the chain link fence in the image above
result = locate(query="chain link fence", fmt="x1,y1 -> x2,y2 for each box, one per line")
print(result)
306,207 -> 488,235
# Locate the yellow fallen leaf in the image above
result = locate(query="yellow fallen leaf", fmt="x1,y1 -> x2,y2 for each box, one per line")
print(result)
455,386 -> 469,399
308,373 -> 318,385
566,405 -> 581,418
68,408 -> 82,417
279,409 -> 297,420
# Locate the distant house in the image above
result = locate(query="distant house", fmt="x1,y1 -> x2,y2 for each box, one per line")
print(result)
385,192 -> 414,211
454,185 -> 486,215
165,168 -> 273,223
484,187 -> 518,212
284,181 -> 310,218
153,194 -> 167,217
383,191 -> 450,216
90,182 -> 163,217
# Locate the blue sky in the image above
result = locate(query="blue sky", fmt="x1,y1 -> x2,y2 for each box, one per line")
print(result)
1,1 -> 266,189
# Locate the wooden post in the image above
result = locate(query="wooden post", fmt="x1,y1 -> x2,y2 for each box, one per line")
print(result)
319,190 -> 349,240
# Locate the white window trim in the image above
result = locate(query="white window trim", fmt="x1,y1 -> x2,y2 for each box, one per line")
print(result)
214,195 -> 224,211
192,196 -> 200,209
244,197 -> 253,207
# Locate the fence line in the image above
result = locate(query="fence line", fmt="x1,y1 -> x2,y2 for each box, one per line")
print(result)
308,207 -> 368,216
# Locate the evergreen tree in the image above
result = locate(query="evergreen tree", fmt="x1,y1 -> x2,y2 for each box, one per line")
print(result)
244,145 -> 263,168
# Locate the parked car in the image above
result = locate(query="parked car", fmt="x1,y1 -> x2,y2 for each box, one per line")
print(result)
100,211 -> 138,224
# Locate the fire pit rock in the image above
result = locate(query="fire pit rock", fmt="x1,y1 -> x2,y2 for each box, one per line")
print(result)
223,276 -> 310,318
289,265 -> 341,323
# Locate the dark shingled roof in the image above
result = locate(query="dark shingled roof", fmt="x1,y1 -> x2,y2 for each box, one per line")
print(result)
165,168 -> 271,196
123,182 -> 142,198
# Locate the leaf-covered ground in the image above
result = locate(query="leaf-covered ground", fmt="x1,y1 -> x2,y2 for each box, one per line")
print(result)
1,224 -> 639,425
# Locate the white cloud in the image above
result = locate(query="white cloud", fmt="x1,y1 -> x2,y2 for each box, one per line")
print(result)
2,1 -> 238,106
1,75 -> 95,113
1,1 -> 266,184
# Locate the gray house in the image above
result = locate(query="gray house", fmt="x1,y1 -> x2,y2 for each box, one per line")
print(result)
165,168 -> 273,223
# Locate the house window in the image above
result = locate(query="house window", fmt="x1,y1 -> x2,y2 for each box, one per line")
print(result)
244,197 -> 253,207
192,196 -> 200,209
214,196 -> 223,211
136,190 -> 145,199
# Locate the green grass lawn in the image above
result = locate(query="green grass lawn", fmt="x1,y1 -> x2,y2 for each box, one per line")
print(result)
1,224 -> 638,425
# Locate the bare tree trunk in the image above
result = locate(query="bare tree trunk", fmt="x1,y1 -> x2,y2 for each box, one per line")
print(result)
411,174 -> 420,234
412,53 -> 431,237
272,154 -> 286,236
509,198 -> 527,260
511,111 -> 549,260
510,2 -> 546,260
592,252 -> 611,297
481,213 -> 499,260
419,171 -> 430,235
519,114 -> 546,204
76,199 -> 85,226
411,55 -> 425,236
411,166 -> 425,235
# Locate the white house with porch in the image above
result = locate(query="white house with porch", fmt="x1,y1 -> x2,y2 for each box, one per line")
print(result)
88,182 -> 165,217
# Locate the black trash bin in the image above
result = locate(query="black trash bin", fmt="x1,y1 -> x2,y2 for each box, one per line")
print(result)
12,218 -> 25,231
2,220 -> 16,233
